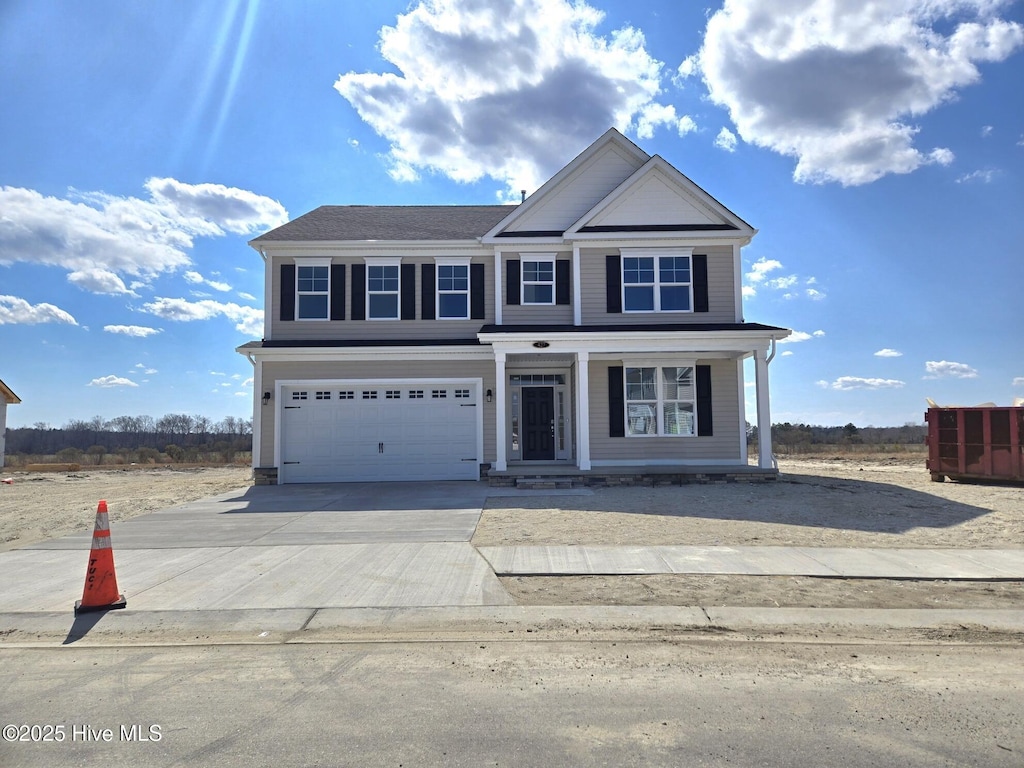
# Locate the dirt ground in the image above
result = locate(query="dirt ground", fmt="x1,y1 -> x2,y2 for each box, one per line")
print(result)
0,465 -> 252,551
1,456 -> 1021,610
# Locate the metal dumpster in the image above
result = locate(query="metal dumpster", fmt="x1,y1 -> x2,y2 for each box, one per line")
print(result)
925,406 -> 1024,482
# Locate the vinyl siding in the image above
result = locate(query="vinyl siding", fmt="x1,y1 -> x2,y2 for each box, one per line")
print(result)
588,170 -> 725,228
579,245 -> 737,324
588,358 -> 742,463
506,147 -> 643,233
260,359 -> 497,465
500,252 -> 575,325
269,252 -> 492,341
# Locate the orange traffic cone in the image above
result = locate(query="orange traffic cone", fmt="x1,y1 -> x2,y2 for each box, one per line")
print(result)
74,500 -> 127,615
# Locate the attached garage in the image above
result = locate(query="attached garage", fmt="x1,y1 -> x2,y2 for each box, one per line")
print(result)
277,379 -> 482,483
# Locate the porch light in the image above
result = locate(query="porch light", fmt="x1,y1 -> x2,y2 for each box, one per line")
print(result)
486,389 -> 493,403
532,341 -> 550,348
262,391 -> 271,406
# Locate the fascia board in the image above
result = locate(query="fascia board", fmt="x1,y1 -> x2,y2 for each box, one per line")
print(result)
478,329 -> 790,353
567,231 -> 754,245
480,128 -> 650,241
235,345 -> 493,363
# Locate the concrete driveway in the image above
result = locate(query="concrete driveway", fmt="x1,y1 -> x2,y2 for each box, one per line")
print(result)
0,481 -> 514,611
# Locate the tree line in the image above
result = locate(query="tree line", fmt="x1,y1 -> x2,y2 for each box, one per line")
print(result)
6,413 -> 253,461
748,422 -> 927,452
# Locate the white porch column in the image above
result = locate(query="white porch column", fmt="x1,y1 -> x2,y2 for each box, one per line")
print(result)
575,351 -> 591,470
754,347 -> 773,469
494,351 -> 508,471
251,356 -> 263,469
494,247 -> 503,325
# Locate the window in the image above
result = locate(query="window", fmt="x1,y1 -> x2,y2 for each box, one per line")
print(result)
454,388 -> 470,399
437,263 -> 469,319
432,389 -> 447,399
408,390 -> 424,399
315,391 -> 331,400
367,263 -> 400,320
625,366 -> 696,436
296,261 -> 330,320
385,390 -> 401,399
339,391 -> 354,400
291,391 -> 308,401
622,251 -> 692,312
521,259 -> 554,304
362,390 -> 378,400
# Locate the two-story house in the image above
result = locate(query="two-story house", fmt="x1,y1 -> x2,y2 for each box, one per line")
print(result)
237,129 -> 790,484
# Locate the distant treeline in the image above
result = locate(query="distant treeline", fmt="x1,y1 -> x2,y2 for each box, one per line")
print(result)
6,414 -> 253,460
750,422 -> 927,451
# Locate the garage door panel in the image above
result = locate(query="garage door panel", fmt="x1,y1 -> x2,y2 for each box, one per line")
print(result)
281,381 -> 479,483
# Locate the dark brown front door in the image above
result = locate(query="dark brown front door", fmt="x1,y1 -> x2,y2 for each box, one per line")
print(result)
523,387 -> 555,460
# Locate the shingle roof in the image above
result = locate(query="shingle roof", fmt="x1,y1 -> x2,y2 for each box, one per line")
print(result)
251,205 -> 518,243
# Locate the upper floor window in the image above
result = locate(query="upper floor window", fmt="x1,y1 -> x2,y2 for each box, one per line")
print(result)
622,249 -> 692,313
295,258 -> 331,320
367,260 -> 400,320
625,365 -> 696,436
522,260 -> 554,304
436,258 -> 471,319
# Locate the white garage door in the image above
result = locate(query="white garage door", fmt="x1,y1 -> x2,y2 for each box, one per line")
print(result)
279,381 -> 480,483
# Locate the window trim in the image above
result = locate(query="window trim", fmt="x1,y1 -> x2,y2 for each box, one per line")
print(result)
623,361 -> 697,437
520,254 -> 556,305
620,247 -> 694,314
364,257 -> 402,321
435,256 -> 472,320
294,257 -> 331,321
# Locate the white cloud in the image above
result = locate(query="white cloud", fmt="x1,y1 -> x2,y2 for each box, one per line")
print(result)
744,257 -> 823,300
805,288 -> 826,300
766,274 -> 799,290
925,360 -> 979,379
184,270 -> 232,292
956,169 -> 999,183
746,258 -> 782,283
334,0 -> 680,198
981,125 -> 994,137
0,180 -> 286,294
812,330 -> 826,337
142,297 -> 263,336
780,350 -> 794,357
0,295 -> 78,325
874,348 -> 903,357
714,127 -> 738,152
691,1 -> 1024,185
237,291 -> 257,301
742,285 -> 756,298
88,375 -> 138,388
822,376 -> 906,391
779,330 -> 811,343
1013,377 -> 1024,386
104,324 -> 162,337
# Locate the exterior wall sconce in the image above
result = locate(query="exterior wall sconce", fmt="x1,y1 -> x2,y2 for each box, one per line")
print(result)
486,389 -> 493,403
262,391 -> 271,406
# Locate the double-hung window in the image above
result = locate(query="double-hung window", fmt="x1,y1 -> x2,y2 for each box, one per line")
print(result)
522,259 -> 554,304
436,257 -> 470,319
625,365 -> 696,436
295,258 -> 330,320
622,248 -> 693,312
366,259 -> 400,320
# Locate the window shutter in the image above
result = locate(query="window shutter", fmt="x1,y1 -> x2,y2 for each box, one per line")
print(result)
401,263 -> 416,320
506,259 -> 521,306
421,264 -> 435,320
606,255 -> 622,313
693,254 -> 709,313
696,364 -> 713,436
351,263 -> 366,321
608,366 -> 625,438
470,263 -> 485,320
280,263 -> 295,321
330,264 -> 345,321
556,259 -> 571,305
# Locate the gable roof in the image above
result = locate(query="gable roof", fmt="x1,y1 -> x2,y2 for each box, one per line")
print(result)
0,379 -> 20,405
251,205 -> 516,244
565,155 -> 755,238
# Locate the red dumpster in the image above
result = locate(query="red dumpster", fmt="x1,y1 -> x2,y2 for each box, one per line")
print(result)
925,406 -> 1024,483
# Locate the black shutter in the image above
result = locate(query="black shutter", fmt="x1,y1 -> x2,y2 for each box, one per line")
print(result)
351,263 -> 366,321
506,259 -> 521,306
555,260 -> 571,305
280,263 -> 295,321
606,255 -> 622,313
693,254 -> 709,313
470,263 -> 485,320
330,264 -> 345,321
696,364 -> 713,437
608,366 -> 625,438
421,264 -> 435,320
401,264 -> 416,320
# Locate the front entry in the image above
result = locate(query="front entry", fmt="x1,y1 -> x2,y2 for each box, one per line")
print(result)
523,386 -> 555,460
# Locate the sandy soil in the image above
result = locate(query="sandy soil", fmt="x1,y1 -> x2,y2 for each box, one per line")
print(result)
0,465 -> 252,551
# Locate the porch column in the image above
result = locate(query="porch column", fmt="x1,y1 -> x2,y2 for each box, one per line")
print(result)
754,347 -> 773,469
494,351 -> 507,471
575,351 -> 591,470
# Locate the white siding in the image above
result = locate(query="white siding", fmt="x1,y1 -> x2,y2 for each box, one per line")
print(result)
589,171 -> 725,228
588,358 -> 742,463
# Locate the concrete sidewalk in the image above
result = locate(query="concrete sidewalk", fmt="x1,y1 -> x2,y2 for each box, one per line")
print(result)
0,481 -> 1021,642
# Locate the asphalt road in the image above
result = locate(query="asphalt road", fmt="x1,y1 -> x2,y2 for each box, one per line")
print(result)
2,636 -> 1021,768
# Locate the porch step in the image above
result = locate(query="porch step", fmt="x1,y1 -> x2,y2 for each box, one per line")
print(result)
514,476 -> 578,490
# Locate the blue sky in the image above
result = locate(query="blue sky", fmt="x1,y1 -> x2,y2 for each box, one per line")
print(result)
2,0 -> 1022,429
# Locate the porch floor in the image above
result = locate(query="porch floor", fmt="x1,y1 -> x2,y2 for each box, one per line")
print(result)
486,463 -> 778,488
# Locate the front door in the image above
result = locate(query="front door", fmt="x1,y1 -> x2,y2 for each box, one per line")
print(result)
523,386 -> 555,460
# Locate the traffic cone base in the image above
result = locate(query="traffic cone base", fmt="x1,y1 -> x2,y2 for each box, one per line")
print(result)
74,500 -> 127,614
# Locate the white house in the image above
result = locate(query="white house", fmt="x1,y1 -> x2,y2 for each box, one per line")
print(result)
0,378 -> 21,468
